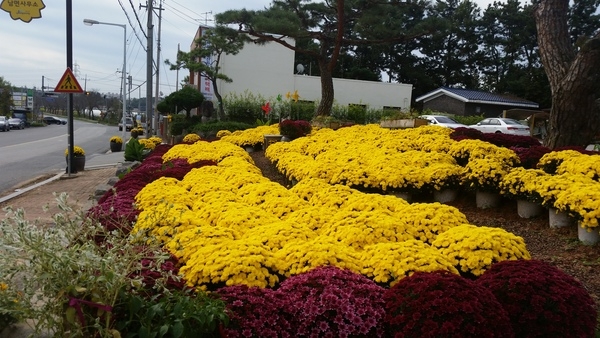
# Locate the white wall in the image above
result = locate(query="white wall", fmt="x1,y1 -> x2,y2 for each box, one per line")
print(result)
208,33 -> 412,111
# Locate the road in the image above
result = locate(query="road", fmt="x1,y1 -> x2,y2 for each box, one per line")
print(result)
0,120 -> 117,195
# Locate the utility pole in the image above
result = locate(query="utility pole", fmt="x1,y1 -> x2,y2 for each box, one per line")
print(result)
141,0 -> 154,138
154,0 -> 163,137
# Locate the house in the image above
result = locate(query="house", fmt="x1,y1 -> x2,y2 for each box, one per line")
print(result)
415,87 -> 539,117
188,26 -> 413,113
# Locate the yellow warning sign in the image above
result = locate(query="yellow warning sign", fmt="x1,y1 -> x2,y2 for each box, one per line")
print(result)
54,68 -> 83,93
1,0 -> 45,23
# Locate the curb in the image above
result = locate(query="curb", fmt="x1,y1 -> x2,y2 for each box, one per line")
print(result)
0,172 -> 65,204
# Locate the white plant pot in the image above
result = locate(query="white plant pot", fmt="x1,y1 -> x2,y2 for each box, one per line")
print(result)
517,199 -> 544,218
433,189 -> 457,204
476,191 -> 501,209
577,222 -> 600,246
549,208 -> 573,228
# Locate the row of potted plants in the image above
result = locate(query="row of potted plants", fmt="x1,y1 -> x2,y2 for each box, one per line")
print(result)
261,124 -> 600,230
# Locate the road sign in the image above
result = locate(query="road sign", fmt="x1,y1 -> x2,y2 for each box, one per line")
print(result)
1,0 -> 46,23
54,68 -> 83,93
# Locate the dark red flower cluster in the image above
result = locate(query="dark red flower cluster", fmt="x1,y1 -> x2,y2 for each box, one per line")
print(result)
384,271 -> 513,338
278,119 -> 312,139
217,266 -> 385,337
450,127 -> 541,148
131,252 -> 187,292
476,259 -> 597,338
217,285 -> 294,338
510,145 -> 552,169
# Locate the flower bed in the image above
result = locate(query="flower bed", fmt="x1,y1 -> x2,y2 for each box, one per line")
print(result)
67,125 -> 598,335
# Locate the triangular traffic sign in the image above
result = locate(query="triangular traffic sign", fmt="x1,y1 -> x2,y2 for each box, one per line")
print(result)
54,68 -> 83,93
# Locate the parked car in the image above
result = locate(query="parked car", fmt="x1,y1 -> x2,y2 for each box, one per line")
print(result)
418,115 -> 467,129
8,117 -> 25,130
43,116 -> 67,125
469,117 -> 530,136
0,116 -> 10,131
118,117 -> 134,131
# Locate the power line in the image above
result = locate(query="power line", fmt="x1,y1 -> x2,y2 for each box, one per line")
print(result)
116,0 -> 146,50
127,0 -> 148,39
162,2 -> 200,26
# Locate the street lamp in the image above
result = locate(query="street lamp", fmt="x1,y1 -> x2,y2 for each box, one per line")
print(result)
83,18 -> 127,141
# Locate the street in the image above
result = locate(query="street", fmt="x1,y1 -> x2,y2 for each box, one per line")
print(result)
0,120 -> 117,195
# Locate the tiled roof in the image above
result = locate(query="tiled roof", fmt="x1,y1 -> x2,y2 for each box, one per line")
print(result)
416,87 -> 539,108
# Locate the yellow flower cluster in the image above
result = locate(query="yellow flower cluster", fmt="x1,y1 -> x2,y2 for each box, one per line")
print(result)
161,140 -> 254,165
219,125 -> 280,147
537,150 -> 583,173
448,139 -> 520,166
216,130 -> 232,138
182,133 -> 201,143
109,136 -> 123,144
65,145 -> 85,157
555,153 -> 600,180
139,136 -> 162,150
264,125 -> 465,191
432,224 -> 530,276
130,139 -> 532,289
499,167 -> 547,202
463,158 -> 512,192
361,240 -> 459,286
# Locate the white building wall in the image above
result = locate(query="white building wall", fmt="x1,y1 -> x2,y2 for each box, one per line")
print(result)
205,32 -> 412,111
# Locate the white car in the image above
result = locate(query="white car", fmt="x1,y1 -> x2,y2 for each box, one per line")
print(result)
469,117 -> 530,136
418,115 -> 467,129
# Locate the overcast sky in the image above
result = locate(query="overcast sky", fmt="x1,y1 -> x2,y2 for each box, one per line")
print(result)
0,0 -> 496,98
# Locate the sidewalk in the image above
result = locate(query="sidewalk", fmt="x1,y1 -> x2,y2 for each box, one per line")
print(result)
0,151 -> 125,224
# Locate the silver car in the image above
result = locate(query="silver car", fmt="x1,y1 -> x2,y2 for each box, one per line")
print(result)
469,118 -> 530,136
419,115 -> 467,129
0,116 -> 10,132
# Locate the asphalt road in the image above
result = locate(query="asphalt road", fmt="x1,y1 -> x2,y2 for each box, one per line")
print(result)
0,119 -> 118,195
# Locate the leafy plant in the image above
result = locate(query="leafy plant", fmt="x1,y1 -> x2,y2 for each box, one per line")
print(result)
113,288 -> 228,337
125,137 -> 148,162
0,195 -> 179,337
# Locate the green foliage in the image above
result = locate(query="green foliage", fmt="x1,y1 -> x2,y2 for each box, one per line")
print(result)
113,288 -> 228,337
169,114 -> 201,136
191,120 -> 254,140
0,195 -> 178,337
288,101 -> 316,121
347,104 -> 367,124
125,138 -> 148,162
453,114 -> 485,126
222,91 -> 266,124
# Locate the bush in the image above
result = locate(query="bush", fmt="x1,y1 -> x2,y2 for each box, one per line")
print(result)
452,113 -> 486,126
476,259 -> 597,338
347,104 -> 367,124
384,271 -> 513,337
113,288 -> 228,337
191,120 -> 254,139
223,91 -> 265,124
288,101 -> 316,121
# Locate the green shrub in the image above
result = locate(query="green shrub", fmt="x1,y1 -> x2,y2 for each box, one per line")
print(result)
223,91 -> 265,124
453,114 -> 485,126
347,104 -> 367,124
288,101 -> 316,121
113,288 -> 228,337
191,120 -> 254,139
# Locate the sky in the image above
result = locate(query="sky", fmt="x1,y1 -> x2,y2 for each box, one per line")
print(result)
0,0 -> 497,98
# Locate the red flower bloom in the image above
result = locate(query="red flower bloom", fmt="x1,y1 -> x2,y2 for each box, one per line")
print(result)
476,259 -> 597,338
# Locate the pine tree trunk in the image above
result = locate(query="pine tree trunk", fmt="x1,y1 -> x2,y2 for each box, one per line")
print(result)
535,0 -> 600,148
212,77 -> 225,121
316,61 -> 335,116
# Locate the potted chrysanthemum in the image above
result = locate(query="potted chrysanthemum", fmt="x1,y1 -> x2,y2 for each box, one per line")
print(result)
64,145 -> 86,172
109,136 -> 123,152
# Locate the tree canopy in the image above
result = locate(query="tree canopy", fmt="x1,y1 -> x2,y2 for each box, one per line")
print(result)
0,77 -> 13,116
159,86 -> 205,119
166,26 -> 250,121
216,0 -> 439,116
